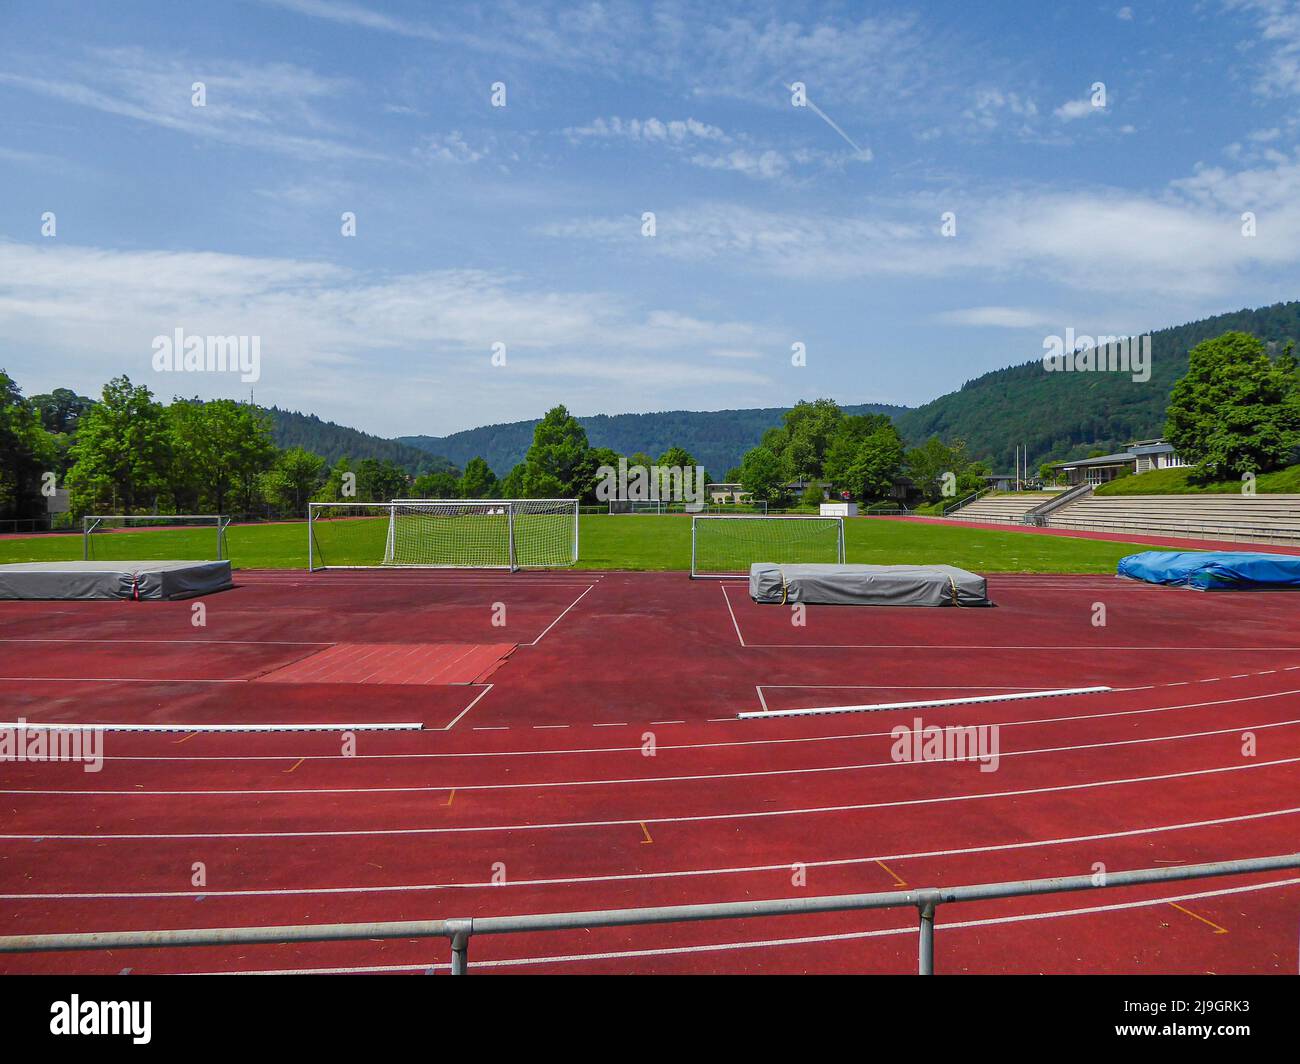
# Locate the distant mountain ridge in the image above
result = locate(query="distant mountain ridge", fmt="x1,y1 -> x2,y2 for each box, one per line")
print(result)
399,403 -> 911,479
892,301 -> 1300,471
264,407 -> 457,474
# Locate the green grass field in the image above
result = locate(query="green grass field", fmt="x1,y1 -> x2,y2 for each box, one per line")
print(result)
0,515 -> 1163,573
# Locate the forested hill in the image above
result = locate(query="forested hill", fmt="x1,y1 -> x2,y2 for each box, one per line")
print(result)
399,402 -> 909,479
893,301 -> 1300,471
263,407 -> 458,474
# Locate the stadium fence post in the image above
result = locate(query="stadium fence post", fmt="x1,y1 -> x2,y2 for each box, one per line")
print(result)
916,891 -> 939,975
447,919 -> 473,975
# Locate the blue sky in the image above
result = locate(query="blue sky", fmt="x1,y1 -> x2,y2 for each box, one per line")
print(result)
2,0 -> 1300,437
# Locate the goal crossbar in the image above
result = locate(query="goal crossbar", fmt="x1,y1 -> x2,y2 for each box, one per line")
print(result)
690,514 -> 844,579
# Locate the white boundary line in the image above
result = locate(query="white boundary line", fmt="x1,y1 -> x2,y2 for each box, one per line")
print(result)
8,805 -> 1295,900
6,755 -> 1298,839
438,684 -> 494,731
0,721 -> 422,734
7,717 -> 1296,796
717,585 -> 1300,651
74,677 -> 1300,763
738,686 -> 1112,719
522,584 -> 596,647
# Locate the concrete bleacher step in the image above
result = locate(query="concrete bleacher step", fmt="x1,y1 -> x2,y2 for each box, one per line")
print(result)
1046,492 -> 1300,544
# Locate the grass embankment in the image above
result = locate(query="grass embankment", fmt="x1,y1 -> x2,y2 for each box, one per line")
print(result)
0,514 -> 1164,574
1094,464 -> 1300,496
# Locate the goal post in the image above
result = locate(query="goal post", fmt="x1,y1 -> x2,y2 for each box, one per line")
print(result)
82,514 -> 230,561
307,499 -> 578,571
690,514 -> 844,579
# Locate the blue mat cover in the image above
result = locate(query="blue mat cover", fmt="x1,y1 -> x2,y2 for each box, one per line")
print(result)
1117,550 -> 1300,591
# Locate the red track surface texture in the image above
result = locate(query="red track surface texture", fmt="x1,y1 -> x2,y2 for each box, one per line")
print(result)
1,568 -> 1299,974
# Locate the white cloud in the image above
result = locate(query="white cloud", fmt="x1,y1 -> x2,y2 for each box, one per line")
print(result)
0,241 -> 773,433
1053,98 -> 1101,121
937,307 -> 1057,329
0,46 -> 383,161
1117,6 -> 1135,20
564,116 -> 727,144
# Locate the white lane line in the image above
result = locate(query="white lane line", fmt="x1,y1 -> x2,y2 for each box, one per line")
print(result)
523,584 -> 596,647
0,638 -> 334,645
80,682 -> 1300,763
438,684 -> 494,732
739,686 -> 1111,719
721,584 -> 746,647
7,718 -> 1297,796
6,755 -> 1298,840
10,805 -> 1296,900
0,721 -> 421,733
185,877 -> 1300,974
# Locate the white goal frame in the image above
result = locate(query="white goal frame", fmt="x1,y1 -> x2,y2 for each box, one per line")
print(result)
83,514 -> 229,561
690,514 -> 845,579
308,499 -> 578,571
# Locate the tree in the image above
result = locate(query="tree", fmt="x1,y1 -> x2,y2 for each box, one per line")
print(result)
66,376 -> 170,515
0,371 -> 55,519
355,457 -> 409,502
31,388 -> 94,436
412,470 -> 460,498
458,456 -> 498,499
834,426 -> 906,501
905,436 -> 978,503
262,446 -> 326,515
1165,331 -> 1300,481
315,458 -> 357,502
521,405 -> 596,499
739,445 -> 784,501
169,399 -> 276,514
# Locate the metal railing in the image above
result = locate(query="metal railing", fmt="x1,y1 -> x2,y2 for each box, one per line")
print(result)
941,487 -> 989,516
2,853 -> 1295,975
1021,482 -> 1093,526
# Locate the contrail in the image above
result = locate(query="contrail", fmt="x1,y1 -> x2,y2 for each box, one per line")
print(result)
788,83 -> 869,157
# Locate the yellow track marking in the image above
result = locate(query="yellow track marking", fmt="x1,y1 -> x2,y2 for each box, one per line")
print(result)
1168,902 -> 1228,934
875,859 -> 907,887
283,758 -> 305,774
639,822 -> 653,845
172,733 -> 197,745
445,789 -> 455,807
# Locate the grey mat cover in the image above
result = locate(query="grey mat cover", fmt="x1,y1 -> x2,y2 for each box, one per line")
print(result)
749,562 -> 990,606
0,560 -> 233,601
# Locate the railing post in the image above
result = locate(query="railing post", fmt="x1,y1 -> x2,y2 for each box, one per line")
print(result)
447,919 -> 473,975
916,892 -> 939,975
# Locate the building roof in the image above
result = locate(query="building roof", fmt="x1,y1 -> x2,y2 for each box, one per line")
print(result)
1052,452 -> 1136,469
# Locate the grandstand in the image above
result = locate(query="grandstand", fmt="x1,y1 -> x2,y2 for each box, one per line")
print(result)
1045,493 -> 1300,545
943,491 -> 1059,523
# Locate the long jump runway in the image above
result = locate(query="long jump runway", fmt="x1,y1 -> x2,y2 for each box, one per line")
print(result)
1,569 -> 1298,974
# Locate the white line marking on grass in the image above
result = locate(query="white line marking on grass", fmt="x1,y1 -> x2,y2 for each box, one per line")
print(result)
186,877 -> 1300,974
739,686 -> 1111,719
9,718 -> 1296,796
10,806 -> 1296,900
7,756 -> 1299,840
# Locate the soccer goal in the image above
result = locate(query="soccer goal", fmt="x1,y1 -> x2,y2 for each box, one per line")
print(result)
690,515 -> 844,579
83,514 -> 230,561
307,499 -> 578,571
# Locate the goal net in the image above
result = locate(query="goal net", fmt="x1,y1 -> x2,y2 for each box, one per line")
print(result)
308,499 -> 578,571
83,514 -> 230,561
691,515 -> 844,579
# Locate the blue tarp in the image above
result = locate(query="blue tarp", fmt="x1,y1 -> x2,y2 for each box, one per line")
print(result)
1117,550 -> 1300,591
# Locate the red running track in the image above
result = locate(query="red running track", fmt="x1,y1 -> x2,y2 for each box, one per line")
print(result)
1,568 -> 1299,974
